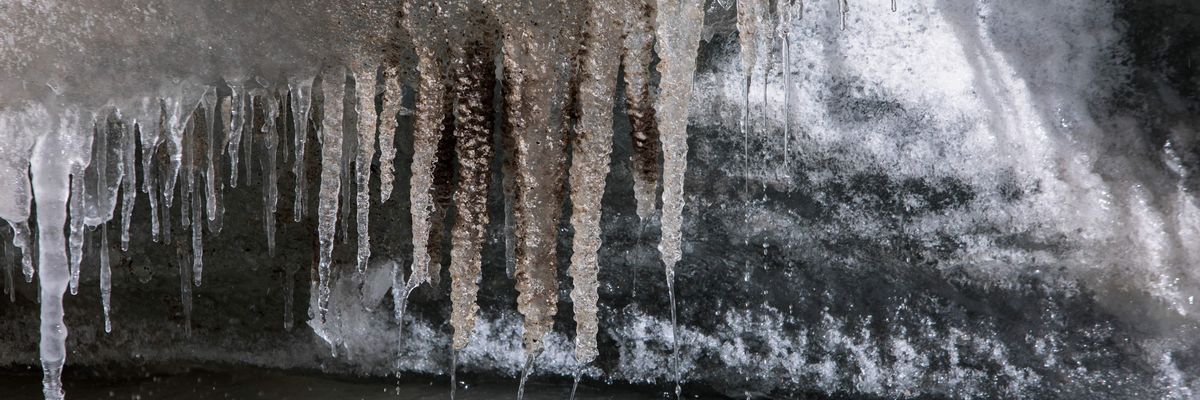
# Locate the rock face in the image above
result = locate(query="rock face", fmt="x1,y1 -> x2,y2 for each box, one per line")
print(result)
1,0 -> 1200,399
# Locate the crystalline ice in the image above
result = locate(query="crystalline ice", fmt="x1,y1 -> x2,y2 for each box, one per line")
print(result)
447,29 -> 496,350
377,67 -> 402,203
566,0 -> 622,365
316,66 -> 346,319
621,0 -> 661,222
653,0 -> 706,394
30,114 -> 74,400
290,79 -> 313,222
352,61 -> 378,275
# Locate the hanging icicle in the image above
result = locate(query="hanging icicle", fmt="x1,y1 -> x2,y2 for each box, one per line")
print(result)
653,0 -> 706,395
316,65 -> 346,320
567,0 -> 622,366
447,26 -> 496,351
621,0 -> 661,222
352,61 -> 378,275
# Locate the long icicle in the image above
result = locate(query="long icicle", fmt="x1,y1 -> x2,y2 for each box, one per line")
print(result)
404,0 -> 449,300
653,0 -> 706,396
262,93 -> 280,255
192,104 -> 209,286
120,108 -> 139,250
448,31 -> 495,353
316,66 -> 346,320
568,0 -> 622,366
352,61 -> 378,275
141,99 -> 163,241
622,0 -> 661,222
204,90 -> 222,236
31,115 -> 73,400
226,84 -> 245,188
291,78 -> 312,222
66,111 -> 90,296
377,66 -> 402,203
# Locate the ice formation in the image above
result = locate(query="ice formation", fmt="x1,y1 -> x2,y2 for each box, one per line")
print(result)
5,0 -> 1200,399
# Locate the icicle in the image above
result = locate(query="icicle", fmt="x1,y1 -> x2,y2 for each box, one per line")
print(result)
227,84 -> 245,188
84,112 -> 125,227
157,118 -> 175,246
244,89 -> 257,187
737,0 -> 759,200
4,229 -> 14,303
338,72 -> 356,247
621,0 -> 661,222
31,115 -> 74,400
11,221 -> 33,282
352,61 -> 378,275
179,111 -> 194,229
100,224 -> 112,333
165,85 -> 207,209
405,0 -> 450,294
192,104 -> 209,286
316,65 -> 346,319
290,78 -> 313,222
68,172 -> 85,295
378,67 -> 402,203
567,0 -> 622,365
428,116 -> 457,286
203,90 -> 221,236
263,93 -> 280,255
66,110 -> 93,295
448,33 -> 495,351
891,0 -> 896,12
654,0 -> 706,395
496,0 -> 579,360
120,110 -> 138,251
139,98 -> 163,242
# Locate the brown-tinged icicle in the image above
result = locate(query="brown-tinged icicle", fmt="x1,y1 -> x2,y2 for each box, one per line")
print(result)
567,0 -> 622,365
403,0 -> 450,294
447,23 -> 496,351
621,0 -> 661,222
496,0 -> 581,359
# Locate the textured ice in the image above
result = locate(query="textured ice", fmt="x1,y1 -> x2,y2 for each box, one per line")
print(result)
1,0 -> 1200,399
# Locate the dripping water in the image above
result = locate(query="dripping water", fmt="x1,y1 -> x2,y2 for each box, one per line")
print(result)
569,365 -> 583,400
666,268 -> 681,399
449,348 -> 458,400
516,355 -> 534,400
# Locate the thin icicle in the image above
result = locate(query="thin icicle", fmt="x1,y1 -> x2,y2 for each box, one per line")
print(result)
31,116 -> 73,400
227,84 -> 244,188
316,65 -> 346,319
338,72 -> 356,247
100,224 -> 112,333
352,61 -> 378,275
840,0 -> 849,30
405,0 -> 450,294
621,0 -> 661,222
244,89 -> 258,187
192,104 -> 209,286
139,98 -> 163,242
120,110 -> 138,251
448,33 -> 495,351
262,94 -> 280,255
66,111 -> 93,295
653,0 -> 706,395
202,91 -> 218,230
737,0 -> 759,200
567,0 -> 621,365
378,66 -> 402,203
779,0 -> 794,173
290,78 -> 312,222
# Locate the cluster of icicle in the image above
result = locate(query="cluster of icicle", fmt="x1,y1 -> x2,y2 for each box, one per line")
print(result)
0,0 -> 720,398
